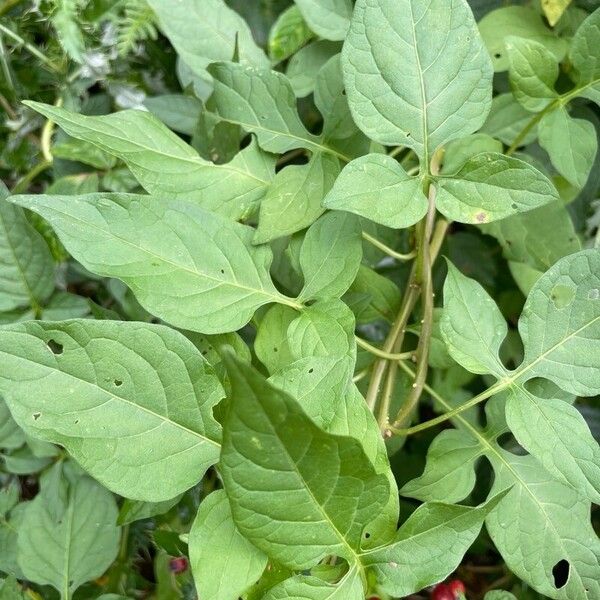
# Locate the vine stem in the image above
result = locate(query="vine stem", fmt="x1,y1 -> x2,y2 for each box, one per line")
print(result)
12,160 -> 52,193
362,231 -> 416,261
355,336 -> 413,361
0,22 -> 61,71
390,359 -> 508,435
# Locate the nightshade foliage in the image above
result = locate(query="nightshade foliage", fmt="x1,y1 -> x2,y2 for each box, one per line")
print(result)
0,0 -> 599,599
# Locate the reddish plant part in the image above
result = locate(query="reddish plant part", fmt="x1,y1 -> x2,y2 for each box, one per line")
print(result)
448,579 -> 466,598
431,583 -> 455,600
169,556 -> 188,574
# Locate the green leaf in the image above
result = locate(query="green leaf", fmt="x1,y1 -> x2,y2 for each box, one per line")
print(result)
144,94 -> 202,135
322,154 -> 428,229
516,250 -> 600,396
345,265 -> 400,324
539,107 -> 597,189
486,452 -> 600,599
147,0 -> 268,78
0,320 -> 223,500
483,592 -> 517,600
361,492 -> 508,597
440,134 -> 503,175
505,388 -> 600,503
400,429 -> 482,503
254,153 -> 340,244
480,93 -> 540,146
480,201 -> 580,273
17,470 -> 120,598
441,262 -> 509,376
342,0 -> 492,165
209,62 -> 349,161
269,5 -> 314,62
0,575 -> 24,599
24,102 -> 275,221
569,8 -> 600,97
0,184 -> 54,312
479,6 -> 567,72
255,305 -> 299,375
505,37 -> 559,112
52,138 -> 118,170
220,358 -> 389,569
10,193 -> 298,334
298,212 -> 362,302
189,490 -> 267,600
286,41 -> 341,98
542,0 -> 572,26
434,153 -> 558,224
117,496 -> 182,525
314,55 -> 357,143
294,0 -> 352,41
261,566 -> 363,600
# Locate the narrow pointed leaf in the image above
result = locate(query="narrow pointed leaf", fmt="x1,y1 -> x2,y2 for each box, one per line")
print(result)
24,102 -> 275,220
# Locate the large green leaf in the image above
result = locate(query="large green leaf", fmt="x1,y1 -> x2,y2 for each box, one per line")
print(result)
17,467 -> 120,598
24,102 -> 275,221
322,154 -> 427,229
361,493 -> 507,597
342,0 -> 492,166
0,184 -> 54,312
10,193 -> 299,334
268,5 -> 314,62
569,8 -> 600,105
220,358 -> 389,570
434,153 -> 558,224
189,490 -> 267,600
147,0 -> 268,78
0,320 -> 223,500
294,0 -> 352,41
487,451 -> 600,599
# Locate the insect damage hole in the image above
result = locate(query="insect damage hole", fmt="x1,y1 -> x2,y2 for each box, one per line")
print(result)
113,379 -> 123,387
32,412 -> 41,421
46,339 -> 63,355
552,559 -> 570,589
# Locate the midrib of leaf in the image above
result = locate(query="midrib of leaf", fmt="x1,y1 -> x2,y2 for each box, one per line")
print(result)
62,493 -> 75,600
0,208 -> 40,311
213,112 -> 351,163
0,346 -> 221,450
408,0 -> 429,170
254,397 -> 363,573
37,205 -> 302,310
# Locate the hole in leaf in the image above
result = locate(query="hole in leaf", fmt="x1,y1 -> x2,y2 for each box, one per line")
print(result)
364,531 -> 371,539
114,379 -> 123,387
308,368 -> 314,374
220,269 -> 225,274
47,339 -> 63,355
273,347 -> 278,352
32,413 -> 41,421
511,203 -> 518,210
74,419 -> 79,424
494,52 -> 502,59
550,285 -> 575,309
552,559 -> 570,588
